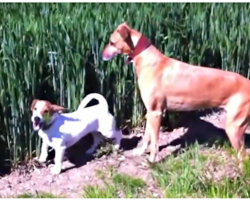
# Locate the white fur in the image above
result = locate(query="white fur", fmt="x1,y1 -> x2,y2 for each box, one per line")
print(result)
31,93 -> 122,175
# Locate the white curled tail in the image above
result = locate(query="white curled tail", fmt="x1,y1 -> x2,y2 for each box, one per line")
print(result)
77,93 -> 109,112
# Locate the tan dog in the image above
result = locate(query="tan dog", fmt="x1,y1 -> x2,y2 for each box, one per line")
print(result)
102,22 -> 250,163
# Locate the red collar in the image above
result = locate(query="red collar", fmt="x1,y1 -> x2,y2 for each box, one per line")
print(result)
125,35 -> 151,65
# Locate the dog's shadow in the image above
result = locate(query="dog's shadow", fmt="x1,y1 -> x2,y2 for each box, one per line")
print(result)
121,136 -> 142,151
47,114 -> 250,173
119,111 -> 250,162
46,134 -> 95,173
46,132 -> 142,173
159,117 -> 250,160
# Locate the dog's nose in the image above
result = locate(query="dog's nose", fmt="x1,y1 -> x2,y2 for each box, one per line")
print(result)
34,116 -> 41,123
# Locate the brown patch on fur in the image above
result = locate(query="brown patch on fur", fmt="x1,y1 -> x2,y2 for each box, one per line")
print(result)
31,99 -> 39,111
31,99 -> 65,117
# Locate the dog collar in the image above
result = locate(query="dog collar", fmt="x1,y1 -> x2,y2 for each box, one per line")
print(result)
125,35 -> 151,65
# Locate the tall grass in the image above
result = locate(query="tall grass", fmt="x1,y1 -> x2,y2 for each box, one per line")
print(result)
0,3 -> 250,166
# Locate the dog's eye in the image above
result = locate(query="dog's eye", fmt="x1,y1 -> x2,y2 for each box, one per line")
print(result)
34,107 -> 37,110
109,41 -> 115,46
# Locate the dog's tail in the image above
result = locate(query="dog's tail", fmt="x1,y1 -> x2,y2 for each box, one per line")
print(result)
77,93 -> 109,112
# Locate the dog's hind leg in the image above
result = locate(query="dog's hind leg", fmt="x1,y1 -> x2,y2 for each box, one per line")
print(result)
103,129 -> 122,150
86,132 -> 104,155
113,130 -> 122,150
225,104 -> 250,162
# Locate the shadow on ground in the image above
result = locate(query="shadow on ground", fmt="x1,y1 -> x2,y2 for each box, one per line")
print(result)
4,108 -> 250,176
49,132 -> 142,173
61,108 -> 250,172
159,116 -> 250,159
43,134 -> 96,173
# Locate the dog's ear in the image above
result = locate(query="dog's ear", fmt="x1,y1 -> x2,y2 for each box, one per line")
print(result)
51,104 -> 65,113
117,24 -> 129,39
31,99 -> 39,111
121,21 -> 129,27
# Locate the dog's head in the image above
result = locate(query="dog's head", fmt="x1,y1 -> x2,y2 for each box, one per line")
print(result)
102,22 -> 135,61
30,99 -> 65,131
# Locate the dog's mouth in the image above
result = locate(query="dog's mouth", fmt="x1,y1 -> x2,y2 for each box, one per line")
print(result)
32,121 -> 44,130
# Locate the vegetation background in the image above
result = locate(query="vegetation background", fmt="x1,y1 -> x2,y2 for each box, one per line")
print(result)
0,3 -> 249,173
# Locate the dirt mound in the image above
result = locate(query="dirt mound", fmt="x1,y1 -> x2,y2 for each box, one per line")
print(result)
0,110 -> 247,198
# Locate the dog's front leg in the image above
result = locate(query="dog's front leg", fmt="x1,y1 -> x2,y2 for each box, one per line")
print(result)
132,111 -> 162,158
148,111 -> 162,163
132,118 -> 151,157
39,141 -> 49,163
51,147 -> 66,175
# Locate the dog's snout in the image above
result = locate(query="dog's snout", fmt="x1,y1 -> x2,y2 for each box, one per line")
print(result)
34,116 -> 41,123
102,45 -> 118,61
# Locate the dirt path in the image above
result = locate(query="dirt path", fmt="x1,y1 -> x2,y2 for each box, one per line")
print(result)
0,110 -> 242,198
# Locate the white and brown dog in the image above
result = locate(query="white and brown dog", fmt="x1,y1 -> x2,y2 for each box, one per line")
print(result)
31,93 -> 122,175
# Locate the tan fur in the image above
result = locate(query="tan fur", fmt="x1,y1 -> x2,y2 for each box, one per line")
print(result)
102,22 -> 250,163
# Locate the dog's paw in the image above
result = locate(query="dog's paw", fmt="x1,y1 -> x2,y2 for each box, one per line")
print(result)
50,166 -> 61,175
149,154 -> 157,163
132,147 -> 145,157
38,156 -> 47,163
114,144 -> 120,150
33,157 -> 39,161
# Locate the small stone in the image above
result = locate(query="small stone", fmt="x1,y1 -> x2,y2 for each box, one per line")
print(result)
153,193 -> 159,197
118,156 -> 125,161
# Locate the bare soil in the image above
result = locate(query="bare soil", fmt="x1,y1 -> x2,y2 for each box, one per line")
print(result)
0,110 -> 249,198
